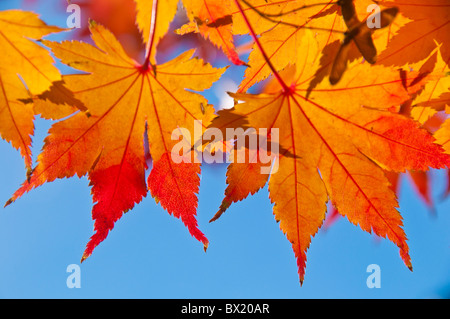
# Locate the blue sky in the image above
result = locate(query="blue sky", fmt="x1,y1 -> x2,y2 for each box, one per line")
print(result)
0,0 -> 449,299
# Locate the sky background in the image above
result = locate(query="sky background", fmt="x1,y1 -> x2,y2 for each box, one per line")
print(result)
0,0 -> 449,299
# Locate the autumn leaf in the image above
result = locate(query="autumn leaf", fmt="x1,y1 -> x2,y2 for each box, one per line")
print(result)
210,24 -> 450,283
6,15 -> 225,261
0,10 -> 63,168
288,41 -> 449,229
378,0 -> 450,67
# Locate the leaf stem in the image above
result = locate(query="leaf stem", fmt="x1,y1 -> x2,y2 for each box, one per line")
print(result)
143,0 -> 159,71
233,0 -> 290,93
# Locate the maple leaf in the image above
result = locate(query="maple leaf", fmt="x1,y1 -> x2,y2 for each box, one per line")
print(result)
0,10 -> 63,169
6,13 -> 225,261
1,0 -> 448,288
210,23 -> 450,284
378,0 -> 450,67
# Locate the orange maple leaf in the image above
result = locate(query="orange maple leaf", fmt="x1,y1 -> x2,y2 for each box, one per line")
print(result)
378,0 -> 450,67
210,25 -> 450,284
6,13 -> 225,261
